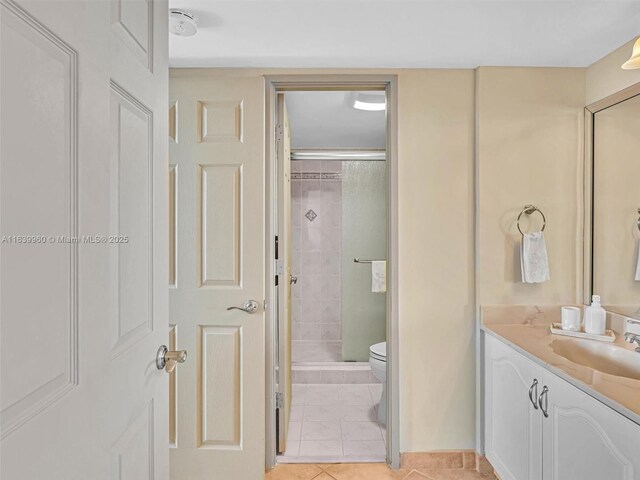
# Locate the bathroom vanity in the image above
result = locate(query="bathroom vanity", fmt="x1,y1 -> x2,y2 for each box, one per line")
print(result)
480,74 -> 640,480
482,321 -> 640,480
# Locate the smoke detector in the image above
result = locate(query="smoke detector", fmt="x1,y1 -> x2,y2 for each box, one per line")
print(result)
169,9 -> 197,37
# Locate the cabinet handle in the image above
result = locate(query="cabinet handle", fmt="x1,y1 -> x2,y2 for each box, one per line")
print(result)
538,386 -> 549,418
528,379 -> 539,410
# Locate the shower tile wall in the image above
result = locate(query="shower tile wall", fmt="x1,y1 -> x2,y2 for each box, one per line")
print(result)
292,161 -> 342,363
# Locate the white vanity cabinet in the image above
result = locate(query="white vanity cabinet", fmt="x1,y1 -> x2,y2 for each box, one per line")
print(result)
485,335 -> 543,480
484,333 -> 640,480
542,370 -> 640,480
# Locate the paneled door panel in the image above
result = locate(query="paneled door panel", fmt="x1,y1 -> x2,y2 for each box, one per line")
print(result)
542,370 -> 640,480
169,74 -> 265,480
276,94 -> 292,454
1,1 -> 169,479
484,335 -> 543,480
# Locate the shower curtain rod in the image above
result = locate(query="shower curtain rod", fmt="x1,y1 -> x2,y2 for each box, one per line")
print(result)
290,150 -> 386,161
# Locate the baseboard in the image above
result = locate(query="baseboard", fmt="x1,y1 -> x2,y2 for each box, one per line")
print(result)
400,450 -> 495,475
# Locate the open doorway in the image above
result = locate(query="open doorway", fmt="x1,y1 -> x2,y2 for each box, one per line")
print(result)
267,81 -> 397,466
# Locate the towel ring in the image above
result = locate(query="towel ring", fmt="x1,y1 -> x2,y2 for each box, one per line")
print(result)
517,204 -> 546,235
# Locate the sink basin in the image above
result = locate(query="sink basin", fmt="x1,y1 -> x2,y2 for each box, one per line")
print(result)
550,339 -> 640,381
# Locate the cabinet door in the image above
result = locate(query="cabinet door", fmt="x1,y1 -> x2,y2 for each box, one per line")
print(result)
542,370 -> 640,480
485,335 -> 543,480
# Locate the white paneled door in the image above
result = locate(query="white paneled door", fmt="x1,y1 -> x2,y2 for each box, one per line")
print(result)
276,93 -> 292,455
1,1 -> 169,479
169,74 -> 265,479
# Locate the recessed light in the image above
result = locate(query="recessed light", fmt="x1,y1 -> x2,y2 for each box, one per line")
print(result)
351,92 -> 386,111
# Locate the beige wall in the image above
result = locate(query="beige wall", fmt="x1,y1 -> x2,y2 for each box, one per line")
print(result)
170,67 -> 478,453
476,67 -> 586,306
172,57 -> 636,453
587,38 -> 640,105
397,70 -> 476,451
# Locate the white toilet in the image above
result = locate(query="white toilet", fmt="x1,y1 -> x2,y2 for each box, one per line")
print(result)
369,341 -> 387,425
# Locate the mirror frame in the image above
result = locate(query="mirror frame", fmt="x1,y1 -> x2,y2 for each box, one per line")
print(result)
584,81 -> 640,306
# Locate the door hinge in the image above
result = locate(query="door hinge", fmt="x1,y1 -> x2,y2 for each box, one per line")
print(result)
276,392 -> 285,409
275,124 -> 284,142
275,259 -> 284,275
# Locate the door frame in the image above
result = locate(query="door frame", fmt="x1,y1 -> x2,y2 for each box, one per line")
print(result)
264,74 -> 400,469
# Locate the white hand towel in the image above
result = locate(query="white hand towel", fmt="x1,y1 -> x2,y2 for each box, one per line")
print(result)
635,242 -> 640,281
371,261 -> 387,293
520,232 -> 550,284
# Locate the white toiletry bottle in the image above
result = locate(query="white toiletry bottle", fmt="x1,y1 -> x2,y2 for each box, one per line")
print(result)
584,295 -> 606,335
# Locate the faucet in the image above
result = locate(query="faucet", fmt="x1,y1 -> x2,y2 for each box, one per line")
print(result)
624,319 -> 640,353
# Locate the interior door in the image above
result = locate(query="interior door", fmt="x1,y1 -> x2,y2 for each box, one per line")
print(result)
169,74 -> 265,479
276,93 -> 292,454
1,1 -> 169,479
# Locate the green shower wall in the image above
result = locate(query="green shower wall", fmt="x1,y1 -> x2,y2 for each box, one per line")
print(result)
341,161 -> 387,361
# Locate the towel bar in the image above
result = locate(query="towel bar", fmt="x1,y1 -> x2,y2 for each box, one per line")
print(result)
354,258 -> 385,264
517,204 -> 546,236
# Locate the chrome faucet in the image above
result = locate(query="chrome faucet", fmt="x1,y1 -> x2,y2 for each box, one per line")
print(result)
624,319 -> 640,353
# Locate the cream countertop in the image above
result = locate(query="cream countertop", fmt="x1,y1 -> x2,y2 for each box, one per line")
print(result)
481,306 -> 640,426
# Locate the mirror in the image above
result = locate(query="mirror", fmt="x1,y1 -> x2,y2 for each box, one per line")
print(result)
590,92 -> 640,320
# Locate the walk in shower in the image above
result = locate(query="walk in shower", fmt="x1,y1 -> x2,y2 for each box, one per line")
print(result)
291,159 -> 387,375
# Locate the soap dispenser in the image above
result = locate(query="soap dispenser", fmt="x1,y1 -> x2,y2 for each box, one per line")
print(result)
584,295 -> 606,335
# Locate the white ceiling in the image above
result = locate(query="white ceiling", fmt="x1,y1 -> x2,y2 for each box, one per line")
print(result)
168,1 -> 640,68
284,91 -> 387,149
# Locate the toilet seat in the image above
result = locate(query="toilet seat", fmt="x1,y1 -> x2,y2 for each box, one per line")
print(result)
369,342 -> 386,363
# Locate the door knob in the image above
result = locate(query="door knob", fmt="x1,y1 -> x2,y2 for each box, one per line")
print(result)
156,345 -> 187,373
290,275 -> 298,285
227,300 -> 259,314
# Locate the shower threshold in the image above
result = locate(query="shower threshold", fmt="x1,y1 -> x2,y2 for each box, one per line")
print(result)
292,361 -> 379,384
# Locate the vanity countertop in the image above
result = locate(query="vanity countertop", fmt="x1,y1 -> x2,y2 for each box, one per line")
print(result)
481,321 -> 640,426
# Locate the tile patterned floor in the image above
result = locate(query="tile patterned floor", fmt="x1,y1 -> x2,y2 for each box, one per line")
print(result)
279,384 -> 386,462
265,463 -> 497,480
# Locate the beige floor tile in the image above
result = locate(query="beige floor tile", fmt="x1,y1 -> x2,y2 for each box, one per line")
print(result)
402,472 -> 431,480
415,469 -> 496,480
265,463 -> 323,480
312,473 -> 338,480
325,463 -> 409,480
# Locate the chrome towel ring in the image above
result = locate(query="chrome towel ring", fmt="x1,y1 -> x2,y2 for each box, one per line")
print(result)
517,204 -> 546,236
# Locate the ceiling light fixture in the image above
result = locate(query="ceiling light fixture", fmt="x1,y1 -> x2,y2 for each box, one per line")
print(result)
351,92 -> 386,111
622,37 -> 640,70
169,9 -> 197,37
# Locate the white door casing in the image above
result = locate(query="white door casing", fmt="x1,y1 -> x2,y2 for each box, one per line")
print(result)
169,73 -> 265,479
275,93 -> 292,454
1,1 -> 169,479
